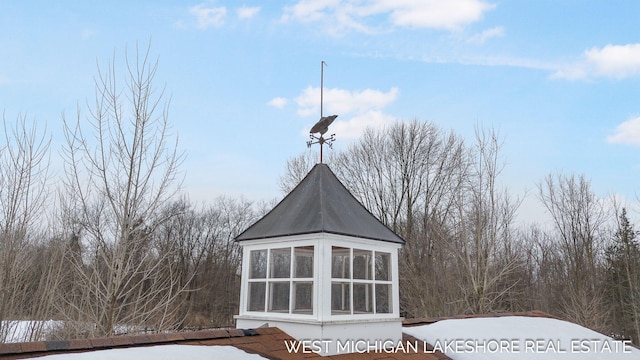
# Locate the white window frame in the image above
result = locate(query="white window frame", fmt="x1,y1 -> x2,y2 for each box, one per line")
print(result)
330,246 -> 394,316
245,245 -> 315,316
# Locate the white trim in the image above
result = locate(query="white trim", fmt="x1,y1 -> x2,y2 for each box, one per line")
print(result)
235,314 -> 403,326
238,232 -> 402,249
237,233 -> 402,324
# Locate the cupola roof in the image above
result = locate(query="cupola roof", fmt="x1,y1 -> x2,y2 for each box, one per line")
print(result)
236,163 -> 404,244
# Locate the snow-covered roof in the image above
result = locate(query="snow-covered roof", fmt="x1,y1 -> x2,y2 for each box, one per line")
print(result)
235,163 -> 404,244
403,315 -> 640,359
2,313 -> 638,359
32,345 -> 265,360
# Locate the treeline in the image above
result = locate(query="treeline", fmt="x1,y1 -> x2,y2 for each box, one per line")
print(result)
1,46 -> 639,345
0,47 -> 263,342
280,121 -> 640,344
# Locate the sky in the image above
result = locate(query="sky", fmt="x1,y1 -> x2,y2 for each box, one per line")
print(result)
1,1 -> 639,224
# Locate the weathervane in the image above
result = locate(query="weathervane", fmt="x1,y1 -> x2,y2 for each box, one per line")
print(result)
307,61 -> 337,163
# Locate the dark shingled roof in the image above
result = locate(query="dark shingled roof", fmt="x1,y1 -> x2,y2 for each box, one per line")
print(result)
0,327 -> 451,359
0,312 -> 560,359
236,163 -> 405,244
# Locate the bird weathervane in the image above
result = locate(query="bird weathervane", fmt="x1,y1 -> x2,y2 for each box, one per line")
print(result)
307,60 -> 337,163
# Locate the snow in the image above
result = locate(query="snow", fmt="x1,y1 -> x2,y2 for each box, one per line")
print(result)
403,316 -> 640,359
5,316 -> 639,359
1,320 -> 61,342
37,345 -> 266,360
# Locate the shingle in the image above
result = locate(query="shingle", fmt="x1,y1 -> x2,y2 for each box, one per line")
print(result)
89,337 -> 115,348
0,325 -> 455,359
67,338 -> 93,350
0,343 -> 22,355
254,327 -> 282,335
236,164 -> 404,244
199,338 -> 234,346
269,349 -> 319,360
44,340 -> 69,351
227,328 -> 246,337
17,342 -> 46,353
402,310 -> 556,327
145,333 -> 170,343
164,332 -> 186,342
129,335 -> 151,345
109,336 -> 134,347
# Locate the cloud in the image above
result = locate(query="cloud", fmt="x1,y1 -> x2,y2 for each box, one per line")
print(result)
237,6 -> 260,19
416,53 -> 557,71
295,86 -> 399,139
607,116 -> 640,146
190,4 -> 227,29
331,110 -> 397,139
467,26 -> 504,44
282,0 -> 495,34
268,97 -> 288,108
295,86 -> 399,116
586,44 -> 640,78
386,0 -> 495,30
552,43 -> 640,80
81,28 -> 95,40
282,0 -> 340,23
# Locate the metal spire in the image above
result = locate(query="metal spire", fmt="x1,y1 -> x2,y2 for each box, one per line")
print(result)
321,60 -> 325,118
307,61 -> 336,163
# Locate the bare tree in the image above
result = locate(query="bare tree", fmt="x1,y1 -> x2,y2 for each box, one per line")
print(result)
453,126 -> 522,314
278,150 -> 319,194
59,44 -> 186,337
333,126 -> 399,230
154,196 -> 258,328
516,224 -> 564,313
191,196 -> 257,326
0,114 -> 51,342
332,120 -> 465,236
387,121 -> 468,317
538,173 -> 609,330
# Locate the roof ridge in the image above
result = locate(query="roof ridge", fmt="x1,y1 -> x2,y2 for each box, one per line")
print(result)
318,163 -> 325,231
402,310 -> 558,327
235,163 -> 323,241
320,164 -> 405,244
0,328 -> 248,358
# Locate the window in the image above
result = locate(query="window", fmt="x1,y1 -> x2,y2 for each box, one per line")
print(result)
268,282 -> 290,312
353,249 -> 372,280
293,247 -> 314,313
270,248 -> 290,278
247,246 -> 314,314
331,247 -> 393,315
247,282 -> 265,312
250,250 -> 267,279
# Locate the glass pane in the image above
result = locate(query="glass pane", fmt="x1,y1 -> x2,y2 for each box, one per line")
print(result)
375,284 -> 391,313
249,250 -> 267,279
331,247 -> 350,279
248,282 -> 266,311
268,282 -> 290,312
353,283 -> 373,313
353,249 -> 372,280
331,282 -> 350,314
294,246 -> 314,278
293,282 -> 313,314
375,252 -> 391,281
270,248 -> 291,278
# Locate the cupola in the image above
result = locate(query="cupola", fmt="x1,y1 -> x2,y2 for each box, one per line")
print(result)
235,163 -> 405,355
